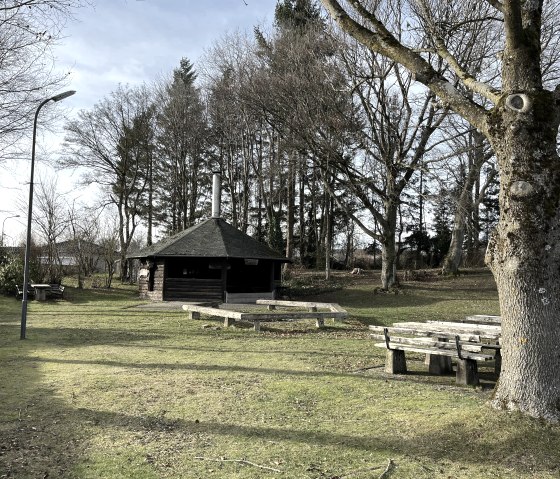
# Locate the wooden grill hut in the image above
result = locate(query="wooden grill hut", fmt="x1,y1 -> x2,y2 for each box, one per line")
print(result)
128,175 -> 289,303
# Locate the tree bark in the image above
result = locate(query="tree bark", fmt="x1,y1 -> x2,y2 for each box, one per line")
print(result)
380,200 -> 398,289
485,91 -> 560,420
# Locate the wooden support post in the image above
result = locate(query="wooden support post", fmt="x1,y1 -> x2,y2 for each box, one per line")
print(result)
190,311 -> 201,320
494,349 -> 502,376
316,318 -> 325,328
428,355 -> 454,375
267,305 -> 276,311
253,320 -> 261,332
385,350 -> 407,374
224,317 -> 235,327
425,337 -> 453,373
456,359 -> 479,386
308,306 -> 317,312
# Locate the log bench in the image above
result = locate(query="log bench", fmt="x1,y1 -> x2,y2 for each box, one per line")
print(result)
183,303 -> 347,331
369,325 -> 501,386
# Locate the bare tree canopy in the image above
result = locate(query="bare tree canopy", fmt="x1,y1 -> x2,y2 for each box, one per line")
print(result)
0,0 -> 83,159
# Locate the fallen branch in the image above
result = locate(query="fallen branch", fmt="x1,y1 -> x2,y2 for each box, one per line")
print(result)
335,464 -> 383,478
194,456 -> 282,473
379,459 -> 394,479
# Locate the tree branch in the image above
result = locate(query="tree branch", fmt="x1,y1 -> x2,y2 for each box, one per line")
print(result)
416,0 -> 501,104
484,0 -> 504,13
194,456 -> 282,473
320,0 -> 490,132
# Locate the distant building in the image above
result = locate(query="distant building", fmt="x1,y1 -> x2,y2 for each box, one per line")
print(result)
38,240 -> 115,274
127,217 -> 289,303
127,173 -> 289,303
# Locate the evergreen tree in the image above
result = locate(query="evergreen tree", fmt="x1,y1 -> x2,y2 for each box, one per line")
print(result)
274,0 -> 322,30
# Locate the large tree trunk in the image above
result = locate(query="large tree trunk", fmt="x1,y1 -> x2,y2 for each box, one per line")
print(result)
486,90 -> 560,420
380,201 -> 398,289
285,155 -> 295,271
442,130 -> 486,275
380,238 -> 396,290
442,222 -> 465,275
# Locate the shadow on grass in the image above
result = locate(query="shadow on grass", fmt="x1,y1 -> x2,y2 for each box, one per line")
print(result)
30,356 -> 374,380
48,286 -> 140,304
30,356 -> 499,392
0,353 -> 85,478
71,406 -> 560,476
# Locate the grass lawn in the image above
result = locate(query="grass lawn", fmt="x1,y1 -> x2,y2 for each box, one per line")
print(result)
1,270 -> 559,478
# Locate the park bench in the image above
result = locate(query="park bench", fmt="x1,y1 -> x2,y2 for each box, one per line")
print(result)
183,301 -> 347,331
47,284 -> 65,299
15,284 -> 35,300
369,323 -> 501,386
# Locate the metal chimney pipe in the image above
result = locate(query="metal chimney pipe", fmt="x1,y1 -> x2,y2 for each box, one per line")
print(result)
211,172 -> 221,218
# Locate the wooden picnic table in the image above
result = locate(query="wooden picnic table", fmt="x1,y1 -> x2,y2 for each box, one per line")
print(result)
371,318 -> 502,385
30,283 -> 51,301
462,315 -> 501,325
392,321 -> 501,341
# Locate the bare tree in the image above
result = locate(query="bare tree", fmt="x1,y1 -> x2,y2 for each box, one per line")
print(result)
61,84 -> 155,281
67,202 -> 101,288
32,176 -> 68,283
0,1 -> 83,160
98,218 -> 119,289
321,0 -> 560,420
440,127 -> 497,274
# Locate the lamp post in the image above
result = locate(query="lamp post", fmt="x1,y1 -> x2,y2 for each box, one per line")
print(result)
20,90 -> 76,340
1,215 -> 21,247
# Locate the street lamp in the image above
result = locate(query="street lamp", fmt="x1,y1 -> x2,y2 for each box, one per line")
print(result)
1,215 -> 21,246
20,90 -> 76,340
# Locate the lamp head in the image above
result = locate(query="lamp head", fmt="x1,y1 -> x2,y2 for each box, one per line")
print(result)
51,90 -> 76,102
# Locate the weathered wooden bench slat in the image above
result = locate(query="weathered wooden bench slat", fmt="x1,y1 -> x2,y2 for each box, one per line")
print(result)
369,334 -> 488,353
255,300 -> 347,319
373,343 -> 493,362
392,322 -> 501,340
463,315 -> 501,324
182,305 -> 245,319
369,325 -> 481,342
424,321 -> 501,332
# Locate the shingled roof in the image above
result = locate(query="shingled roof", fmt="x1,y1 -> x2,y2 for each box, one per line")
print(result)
127,217 -> 289,261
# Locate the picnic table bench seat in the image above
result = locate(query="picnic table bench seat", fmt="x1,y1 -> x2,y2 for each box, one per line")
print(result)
47,284 -> 65,298
369,325 -> 501,386
15,284 -> 35,299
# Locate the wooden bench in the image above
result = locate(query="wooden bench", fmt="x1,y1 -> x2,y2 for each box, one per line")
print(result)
369,325 -> 501,386
462,315 -> 501,325
47,284 -> 65,299
183,302 -> 347,331
15,284 -> 35,300
256,299 -> 347,326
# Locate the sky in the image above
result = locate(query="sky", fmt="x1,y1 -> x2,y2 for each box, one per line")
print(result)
1,0 -> 279,245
